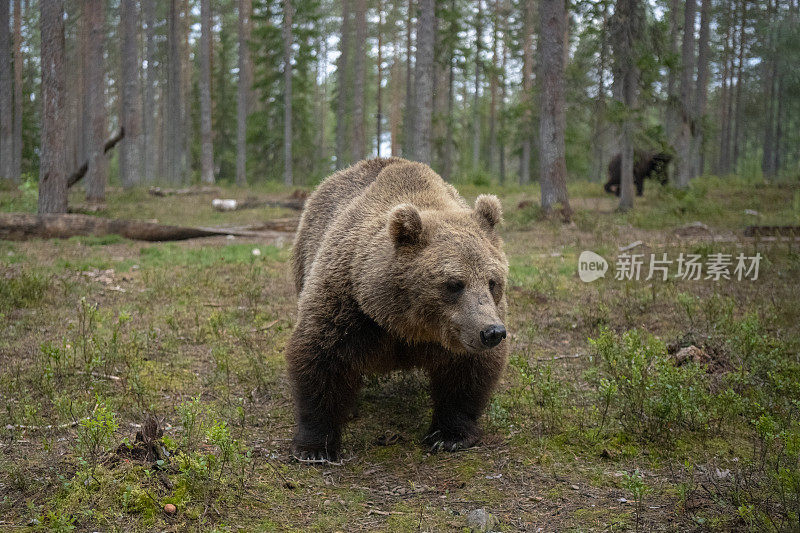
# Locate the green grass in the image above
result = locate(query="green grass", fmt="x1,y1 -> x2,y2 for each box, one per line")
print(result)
1,178 -> 799,531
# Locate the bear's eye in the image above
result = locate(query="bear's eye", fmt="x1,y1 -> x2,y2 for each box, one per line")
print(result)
445,279 -> 465,295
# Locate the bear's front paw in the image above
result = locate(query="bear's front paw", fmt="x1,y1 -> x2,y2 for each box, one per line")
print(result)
423,426 -> 481,453
291,439 -> 340,464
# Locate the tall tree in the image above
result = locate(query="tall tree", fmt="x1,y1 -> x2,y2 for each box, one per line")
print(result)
119,0 -> 143,188
283,0 -> 293,185
12,0 -> 21,180
674,0 -> 696,189
181,0 -> 192,178
143,0 -> 157,183
0,0 -> 12,180
389,39 -> 403,156
402,0 -> 415,157
471,0 -> 482,170
200,0 -> 215,183
538,0 -> 571,219
376,2 -> 383,158
611,0 -> 643,211
167,0 -> 184,183
664,0 -> 681,144
519,0 -> 534,184
236,0 -> 252,185
84,0 -> 107,201
732,0 -> 746,171
691,0 -> 711,177
335,0 -> 353,167
352,0 -> 366,160
38,0 -> 67,214
488,0 -> 500,172
409,0 -> 435,163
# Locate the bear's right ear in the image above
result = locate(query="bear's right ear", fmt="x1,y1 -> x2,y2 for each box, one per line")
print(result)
388,204 -> 424,248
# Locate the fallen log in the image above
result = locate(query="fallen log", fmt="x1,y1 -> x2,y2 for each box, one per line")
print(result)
148,186 -> 220,197
211,197 -> 305,211
67,128 -> 125,188
744,225 -> 800,237
0,213 -> 261,242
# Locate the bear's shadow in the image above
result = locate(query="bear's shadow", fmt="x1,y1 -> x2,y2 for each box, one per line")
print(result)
345,370 -> 432,452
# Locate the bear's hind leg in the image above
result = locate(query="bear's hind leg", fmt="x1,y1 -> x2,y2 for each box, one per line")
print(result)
424,355 -> 503,452
287,333 -> 362,462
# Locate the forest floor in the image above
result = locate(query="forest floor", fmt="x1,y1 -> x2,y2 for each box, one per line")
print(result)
1,176 -> 799,532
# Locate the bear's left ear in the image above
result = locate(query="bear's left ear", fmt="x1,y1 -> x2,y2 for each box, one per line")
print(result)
389,203 -> 424,248
473,194 -> 503,232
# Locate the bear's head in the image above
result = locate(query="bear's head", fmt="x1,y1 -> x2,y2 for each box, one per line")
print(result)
379,194 -> 508,354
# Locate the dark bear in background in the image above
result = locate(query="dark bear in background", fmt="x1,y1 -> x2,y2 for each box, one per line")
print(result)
604,150 -> 672,196
287,158 -> 509,462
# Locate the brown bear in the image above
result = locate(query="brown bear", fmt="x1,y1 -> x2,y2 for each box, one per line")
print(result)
287,157 -> 509,462
604,150 -> 672,196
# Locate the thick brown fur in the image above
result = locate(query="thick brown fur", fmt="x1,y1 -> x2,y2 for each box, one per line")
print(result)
604,150 -> 672,196
287,158 -> 509,461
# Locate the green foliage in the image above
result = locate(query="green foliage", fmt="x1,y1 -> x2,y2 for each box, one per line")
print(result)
589,328 -> 712,441
76,399 -> 119,472
0,268 -> 50,312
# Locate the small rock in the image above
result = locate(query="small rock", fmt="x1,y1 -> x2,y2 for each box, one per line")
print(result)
744,209 -> 760,216
571,484 -> 580,491
618,497 -> 628,503
618,240 -> 643,252
674,345 -> 710,366
252,248 -> 262,256
164,503 -> 177,515
466,508 -> 496,532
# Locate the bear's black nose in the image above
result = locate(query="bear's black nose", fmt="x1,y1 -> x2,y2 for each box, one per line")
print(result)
480,324 -> 507,348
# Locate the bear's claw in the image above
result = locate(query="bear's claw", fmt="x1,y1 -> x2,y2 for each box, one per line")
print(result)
423,429 -> 480,453
291,442 -> 341,464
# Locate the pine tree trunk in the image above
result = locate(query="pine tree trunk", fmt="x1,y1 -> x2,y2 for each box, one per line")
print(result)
732,0 -> 745,172
119,0 -> 142,189
335,0 -> 352,168
488,0 -> 499,173
283,0 -> 293,185
691,0 -> 711,178
723,17 -> 736,173
143,0 -> 157,183
0,0 -> 13,180
167,0 -> 183,184
761,0 -> 776,179
376,3 -> 383,158
612,0 -> 642,211
236,0 -> 252,186
38,0 -> 67,214
665,0 -> 681,145
85,0 -> 107,202
498,7 -> 507,185
12,0 -> 22,180
402,0 -> 414,157
519,0 -> 533,185
389,41 -> 403,157
471,0 -> 482,170
409,0 -> 435,164
590,0 -> 608,183
352,0 -> 367,160
716,19 -> 730,174
538,0 -> 571,219
181,0 -> 192,182
199,0 -> 214,184
674,0 -> 696,189
442,41 -> 455,180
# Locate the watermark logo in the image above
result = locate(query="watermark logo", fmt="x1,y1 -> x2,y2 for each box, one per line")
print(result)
578,251 -> 609,282
578,251 -> 762,282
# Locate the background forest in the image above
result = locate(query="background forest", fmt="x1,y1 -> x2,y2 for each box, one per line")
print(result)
2,1 -> 800,531
1,0 -> 799,207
